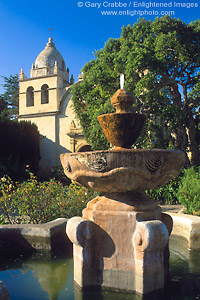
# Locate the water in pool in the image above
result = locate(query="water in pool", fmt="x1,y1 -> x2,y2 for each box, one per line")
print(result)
0,235 -> 200,300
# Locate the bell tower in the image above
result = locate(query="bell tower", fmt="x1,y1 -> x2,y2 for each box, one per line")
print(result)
19,37 -> 73,116
18,36 -> 77,175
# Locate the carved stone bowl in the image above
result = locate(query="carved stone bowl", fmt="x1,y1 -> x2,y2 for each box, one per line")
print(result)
97,112 -> 146,149
60,149 -> 185,193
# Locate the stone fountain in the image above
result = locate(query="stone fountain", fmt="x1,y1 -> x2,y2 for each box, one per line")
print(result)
60,76 -> 185,295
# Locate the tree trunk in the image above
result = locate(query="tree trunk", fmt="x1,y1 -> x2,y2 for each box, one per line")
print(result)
172,126 -> 187,152
171,125 -> 190,167
187,114 -> 200,166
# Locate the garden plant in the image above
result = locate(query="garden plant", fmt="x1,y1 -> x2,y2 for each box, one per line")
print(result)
0,172 -> 98,224
146,170 -> 184,205
1,166 -> 200,223
176,166 -> 200,215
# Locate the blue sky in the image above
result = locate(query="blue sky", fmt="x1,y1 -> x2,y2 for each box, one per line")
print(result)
0,0 -> 199,93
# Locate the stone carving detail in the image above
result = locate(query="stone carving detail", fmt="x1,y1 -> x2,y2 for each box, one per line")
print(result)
88,153 -> 107,171
64,162 -> 71,173
146,158 -> 162,173
76,153 -> 107,172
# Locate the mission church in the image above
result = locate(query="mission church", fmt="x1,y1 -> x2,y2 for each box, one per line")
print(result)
18,36 -> 91,175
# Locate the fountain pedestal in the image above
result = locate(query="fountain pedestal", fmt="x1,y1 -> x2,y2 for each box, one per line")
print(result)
66,193 -> 172,294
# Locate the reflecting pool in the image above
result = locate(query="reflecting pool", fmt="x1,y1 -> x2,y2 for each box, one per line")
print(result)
0,235 -> 200,300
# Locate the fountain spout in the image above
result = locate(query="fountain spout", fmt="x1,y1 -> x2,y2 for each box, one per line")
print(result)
120,73 -> 124,89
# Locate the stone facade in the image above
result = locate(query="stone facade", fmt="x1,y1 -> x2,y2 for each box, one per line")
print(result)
18,37 -> 89,176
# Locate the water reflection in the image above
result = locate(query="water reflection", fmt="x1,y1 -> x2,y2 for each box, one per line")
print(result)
0,251 -> 74,300
24,254 -> 72,300
0,235 -> 200,300
170,234 -> 200,274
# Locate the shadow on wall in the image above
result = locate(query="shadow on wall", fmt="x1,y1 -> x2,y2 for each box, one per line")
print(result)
39,135 -> 70,178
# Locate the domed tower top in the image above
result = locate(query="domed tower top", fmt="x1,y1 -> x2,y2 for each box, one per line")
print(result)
30,37 -> 69,81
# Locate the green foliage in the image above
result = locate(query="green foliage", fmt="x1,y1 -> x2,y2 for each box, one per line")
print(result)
72,16 -> 200,165
146,172 -> 183,205
48,166 -> 71,185
0,176 -> 18,224
0,174 -> 99,224
0,96 -> 9,120
0,119 -> 40,179
1,74 -> 19,119
0,75 -> 39,179
176,167 -> 200,215
72,39 -> 120,150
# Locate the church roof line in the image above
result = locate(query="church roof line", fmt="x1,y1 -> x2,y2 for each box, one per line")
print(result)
29,37 -> 69,81
19,73 -> 64,82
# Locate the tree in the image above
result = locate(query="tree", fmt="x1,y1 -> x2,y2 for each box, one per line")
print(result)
72,16 -> 200,166
0,119 -> 40,179
0,75 -> 40,179
1,74 -> 19,119
0,96 -> 9,120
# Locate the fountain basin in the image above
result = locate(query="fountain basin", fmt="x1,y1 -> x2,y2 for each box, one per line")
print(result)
60,149 -> 185,193
97,112 -> 146,148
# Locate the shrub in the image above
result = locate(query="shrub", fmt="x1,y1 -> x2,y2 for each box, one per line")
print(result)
0,174 -> 99,224
48,166 -> 71,185
0,176 -> 18,224
176,167 -> 200,215
146,171 -> 183,205
0,119 -> 40,180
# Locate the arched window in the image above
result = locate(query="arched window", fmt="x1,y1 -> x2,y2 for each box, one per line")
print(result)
26,87 -> 34,107
41,84 -> 49,104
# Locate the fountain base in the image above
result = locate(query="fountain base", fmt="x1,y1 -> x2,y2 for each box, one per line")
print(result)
66,193 -> 172,294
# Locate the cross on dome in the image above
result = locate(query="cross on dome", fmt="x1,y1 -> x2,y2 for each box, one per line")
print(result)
48,27 -> 54,39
